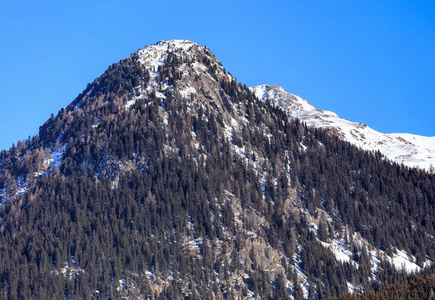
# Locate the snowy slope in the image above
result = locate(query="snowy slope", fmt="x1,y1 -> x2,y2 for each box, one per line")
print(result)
251,84 -> 435,172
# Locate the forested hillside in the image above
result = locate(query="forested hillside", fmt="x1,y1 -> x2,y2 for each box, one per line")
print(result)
0,40 -> 434,299
334,272 -> 435,300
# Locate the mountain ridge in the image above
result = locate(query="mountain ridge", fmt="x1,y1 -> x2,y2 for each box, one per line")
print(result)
251,84 -> 435,172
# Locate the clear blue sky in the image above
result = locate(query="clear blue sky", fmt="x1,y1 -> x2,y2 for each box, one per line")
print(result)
1,0 -> 434,151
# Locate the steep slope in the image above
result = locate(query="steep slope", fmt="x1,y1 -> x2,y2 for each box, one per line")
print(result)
0,40 -> 434,299
336,273 -> 435,300
251,85 -> 435,172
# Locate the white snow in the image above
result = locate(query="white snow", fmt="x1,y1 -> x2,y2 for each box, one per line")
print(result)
137,40 -> 201,71
292,253 -> 310,299
179,86 -> 197,99
130,40 -> 210,114
0,188 -> 5,205
347,281 -> 356,294
389,249 -> 421,273
51,145 -> 65,169
117,279 -> 126,291
16,184 -> 28,196
381,249 -> 431,274
251,84 -> 435,172
55,257 -> 84,279
192,61 -> 208,72
320,239 -> 353,264
319,232 -> 430,277
125,98 -> 138,109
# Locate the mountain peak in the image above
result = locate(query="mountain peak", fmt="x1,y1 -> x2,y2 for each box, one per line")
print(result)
127,39 -> 236,119
135,39 -> 209,68
138,40 -> 198,56
152,39 -> 197,47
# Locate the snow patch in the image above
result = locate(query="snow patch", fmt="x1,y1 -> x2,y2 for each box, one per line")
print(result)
319,231 -> 431,277
320,239 -> 353,264
51,145 -> 65,169
53,257 -> 84,279
180,86 -> 197,99
125,98 -> 139,109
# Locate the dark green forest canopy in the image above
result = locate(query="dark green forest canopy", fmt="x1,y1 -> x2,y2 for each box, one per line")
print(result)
334,273 -> 435,300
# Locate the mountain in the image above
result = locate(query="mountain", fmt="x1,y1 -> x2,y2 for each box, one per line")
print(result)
0,40 -> 435,299
251,85 -> 435,172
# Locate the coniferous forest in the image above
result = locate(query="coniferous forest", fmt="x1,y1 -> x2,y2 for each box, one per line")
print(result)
0,40 -> 434,299
334,272 -> 435,300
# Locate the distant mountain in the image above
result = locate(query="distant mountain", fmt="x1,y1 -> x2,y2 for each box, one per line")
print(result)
0,40 -> 434,299
251,84 -> 435,172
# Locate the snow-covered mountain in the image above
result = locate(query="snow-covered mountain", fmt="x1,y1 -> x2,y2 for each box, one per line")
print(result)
251,84 -> 435,172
